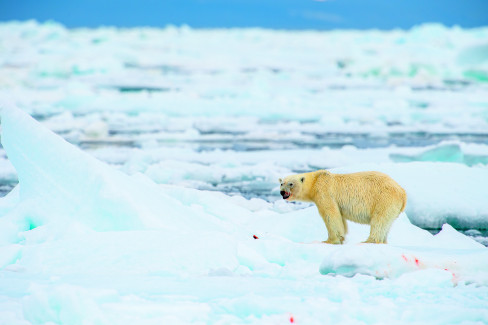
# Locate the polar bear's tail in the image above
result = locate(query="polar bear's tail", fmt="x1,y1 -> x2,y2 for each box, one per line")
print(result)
400,189 -> 407,213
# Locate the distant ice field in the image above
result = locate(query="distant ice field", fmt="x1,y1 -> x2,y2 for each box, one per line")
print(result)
1,20 -> 488,238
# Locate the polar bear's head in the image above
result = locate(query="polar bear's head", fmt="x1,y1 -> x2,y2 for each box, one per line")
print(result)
278,175 -> 305,201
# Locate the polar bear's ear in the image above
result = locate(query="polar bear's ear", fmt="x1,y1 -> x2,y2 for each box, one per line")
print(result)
278,178 -> 283,184
300,177 -> 305,183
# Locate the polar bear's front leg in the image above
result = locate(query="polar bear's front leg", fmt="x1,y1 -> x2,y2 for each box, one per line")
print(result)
317,205 -> 345,244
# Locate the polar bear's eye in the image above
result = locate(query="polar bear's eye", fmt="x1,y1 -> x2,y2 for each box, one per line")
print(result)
289,183 -> 294,188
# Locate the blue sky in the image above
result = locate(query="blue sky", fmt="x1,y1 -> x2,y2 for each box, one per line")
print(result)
1,0 -> 487,30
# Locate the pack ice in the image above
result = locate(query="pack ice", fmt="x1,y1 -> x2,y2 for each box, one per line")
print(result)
1,105 -> 487,324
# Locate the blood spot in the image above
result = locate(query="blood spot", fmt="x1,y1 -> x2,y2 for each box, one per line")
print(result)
290,315 -> 294,323
253,235 -> 259,239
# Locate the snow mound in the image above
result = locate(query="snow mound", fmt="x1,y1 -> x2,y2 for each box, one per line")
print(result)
0,104 -> 238,233
320,234 -> 488,285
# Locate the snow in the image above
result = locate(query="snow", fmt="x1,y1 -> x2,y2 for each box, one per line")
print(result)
1,20 -> 488,324
1,104 -> 488,324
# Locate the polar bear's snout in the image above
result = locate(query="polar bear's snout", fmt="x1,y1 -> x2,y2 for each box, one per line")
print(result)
280,190 -> 291,199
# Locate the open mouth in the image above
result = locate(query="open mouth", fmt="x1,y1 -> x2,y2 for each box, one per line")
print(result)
280,191 -> 291,200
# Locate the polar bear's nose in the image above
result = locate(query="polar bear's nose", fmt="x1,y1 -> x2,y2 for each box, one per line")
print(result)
280,191 -> 286,196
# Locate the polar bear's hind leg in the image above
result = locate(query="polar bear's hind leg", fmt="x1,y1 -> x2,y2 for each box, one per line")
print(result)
364,204 -> 400,244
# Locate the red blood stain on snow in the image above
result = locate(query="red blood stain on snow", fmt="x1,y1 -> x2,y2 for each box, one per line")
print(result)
253,235 -> 259,239
444,268 -> 459,284
402,256 -> 460,284
290,315 -> 294,323
401,254 -> 421,267
451,272 -> 459,284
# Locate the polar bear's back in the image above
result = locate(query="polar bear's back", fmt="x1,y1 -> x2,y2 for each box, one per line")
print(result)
316,170 -> 407,224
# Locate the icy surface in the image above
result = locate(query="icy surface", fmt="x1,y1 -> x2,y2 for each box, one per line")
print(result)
1,106 -> 488,324
1,21 -> 488,323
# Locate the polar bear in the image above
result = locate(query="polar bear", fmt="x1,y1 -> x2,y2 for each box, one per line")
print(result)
279,170 -> 406,244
